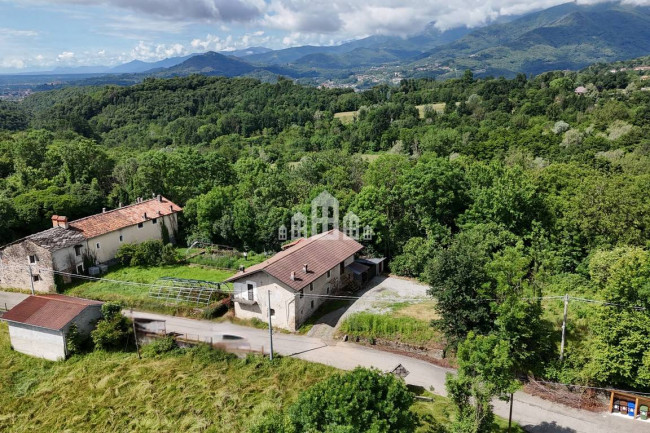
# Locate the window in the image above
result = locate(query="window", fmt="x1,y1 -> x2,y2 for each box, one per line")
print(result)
340,262 -> 345,274
152,218 -> 157,225
309,283 -> 313,291
326,285 -> 330,294
76,264 -> 84,274
28,255 -> 37,264
119,235 -> 123,242
74,245 -> 82,257
270,308 -> 275,316
247,283 -> 254,301
299,289 -> 304,299
311,300 -> 314,309
327,270 -> 332,279
96,242 -> 101,249
137,222 -> 144,229
32,274 -> 40,282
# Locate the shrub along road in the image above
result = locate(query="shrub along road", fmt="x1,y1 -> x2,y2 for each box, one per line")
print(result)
124,309 -> 647,433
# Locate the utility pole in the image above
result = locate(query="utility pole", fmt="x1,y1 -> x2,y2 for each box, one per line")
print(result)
508,392 -> 514,433
560,294 -> 569,361
267,290 -> 274,361
28,266 -> 35,295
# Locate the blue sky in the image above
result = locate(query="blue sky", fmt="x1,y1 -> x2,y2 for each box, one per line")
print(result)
0,0 -> 643,73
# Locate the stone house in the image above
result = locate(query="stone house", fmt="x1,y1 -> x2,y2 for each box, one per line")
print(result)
2,294 -> 103,361
0,196 -> 182,293
227,229 -> 364,331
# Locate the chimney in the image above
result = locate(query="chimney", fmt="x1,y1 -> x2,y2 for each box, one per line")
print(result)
102,207 -> 106,213
290,271 -> 296,281
51,215 -> 59,228
118,202 -> 123,208
143,212 -> 148,219
303,264 -> 308,274
157,194 -> 162,202
239,265 -> 245,272
60,216 -> 69,229
169,205 -> 173,212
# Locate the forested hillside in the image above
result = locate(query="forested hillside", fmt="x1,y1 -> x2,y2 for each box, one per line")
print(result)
2,64 -> 650,390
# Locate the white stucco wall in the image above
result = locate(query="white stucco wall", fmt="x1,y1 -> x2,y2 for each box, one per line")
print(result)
8,323 -> 65,361
63,305 -> 103,334
232,253 -> 356,331
233,272 -> 298,331
87,213 -> 178,264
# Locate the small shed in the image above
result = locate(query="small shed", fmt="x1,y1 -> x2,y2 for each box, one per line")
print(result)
356,257 -> 386,279
347,261 -> 371,284
609,390 -> 650,420
2,295 -> 103,361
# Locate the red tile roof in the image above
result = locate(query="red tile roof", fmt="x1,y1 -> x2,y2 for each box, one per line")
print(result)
2,295 -> 102,331
69,197 -> 182,239
227,229 -> 364,291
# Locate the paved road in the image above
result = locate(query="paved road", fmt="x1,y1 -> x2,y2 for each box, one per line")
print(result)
124,310 -> 649,433
0,291 -> 29,312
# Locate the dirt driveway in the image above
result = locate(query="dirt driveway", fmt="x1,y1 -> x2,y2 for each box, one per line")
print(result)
306,276 -> 431,340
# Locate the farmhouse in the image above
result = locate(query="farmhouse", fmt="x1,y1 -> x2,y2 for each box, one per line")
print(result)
0,196 -> 182,293
2,294 -> 103,361
227,229 -> 364,331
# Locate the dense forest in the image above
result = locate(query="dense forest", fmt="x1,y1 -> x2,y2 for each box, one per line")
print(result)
1,65 -> 650,391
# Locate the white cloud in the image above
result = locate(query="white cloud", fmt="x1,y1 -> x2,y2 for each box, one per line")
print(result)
130,41 -> 187,61
57,51 -> 75,61
0,58 -> 26,69
0,28 -> 39,37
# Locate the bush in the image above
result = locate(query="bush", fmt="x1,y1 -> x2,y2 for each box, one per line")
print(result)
65,323 -> 89,356
116,240 -> 178,267
115,243 -> 138,266
91,302 -> 132,351
202,302 -> 229,319
142,336 -> 178,357
287,367 -> 416,433
131,240 -> 164,266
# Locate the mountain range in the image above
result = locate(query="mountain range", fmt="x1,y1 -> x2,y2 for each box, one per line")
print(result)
7,2 -> 650,86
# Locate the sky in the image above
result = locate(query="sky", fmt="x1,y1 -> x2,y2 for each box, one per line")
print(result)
0,0 -> 647,73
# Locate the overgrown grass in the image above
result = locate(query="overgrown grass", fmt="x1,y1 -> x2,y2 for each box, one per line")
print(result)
65,264 -> 234,315
333,110 -> 359,124
410,387 -> 526,433
340,312 -> 441,347
186,251 -> 267,269
0,323 -> 524,432
0,322 -> 335,432
415,103 -> 446,118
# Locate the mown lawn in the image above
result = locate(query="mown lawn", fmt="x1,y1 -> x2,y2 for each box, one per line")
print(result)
65,265 -> 235,314
0,323 -> 525,433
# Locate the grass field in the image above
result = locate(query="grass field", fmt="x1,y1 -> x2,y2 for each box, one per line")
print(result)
0,323 -> 524,433
65,265 -> 235,314
340,311 -> 442,347
333,110 -> 358,124
415,103 -> 446,118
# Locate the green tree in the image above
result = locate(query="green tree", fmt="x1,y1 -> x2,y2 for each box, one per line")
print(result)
446,332 -> 520,433
287,368 -> 417,433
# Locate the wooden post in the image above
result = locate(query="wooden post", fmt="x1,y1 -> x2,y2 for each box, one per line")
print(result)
132,318 -> 141,359
508,393 -> 514,433
268,290 -> 274,361
609,391 -> 615,413
28,266 -> 35,296
636,397 -> 640,418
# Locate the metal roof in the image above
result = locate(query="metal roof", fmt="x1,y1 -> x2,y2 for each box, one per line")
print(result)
2,295 -> 102,331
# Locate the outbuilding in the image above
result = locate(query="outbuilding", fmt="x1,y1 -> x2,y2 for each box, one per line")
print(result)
2,294 -> 103,361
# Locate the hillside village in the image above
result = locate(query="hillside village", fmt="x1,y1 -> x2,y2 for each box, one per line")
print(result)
5,2 -> 650,431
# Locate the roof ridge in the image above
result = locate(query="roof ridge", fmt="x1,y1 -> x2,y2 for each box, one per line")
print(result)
69,196 -> 169,224
251,229 -> 339,270
39,294 -> 102,305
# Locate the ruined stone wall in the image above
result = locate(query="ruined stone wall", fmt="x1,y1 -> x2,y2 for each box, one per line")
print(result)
0,241 -> 56,293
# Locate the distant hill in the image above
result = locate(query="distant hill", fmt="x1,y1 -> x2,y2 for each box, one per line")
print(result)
414,2 -> 650,76
109,54 -> 198,74
156,51 -> 258,77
